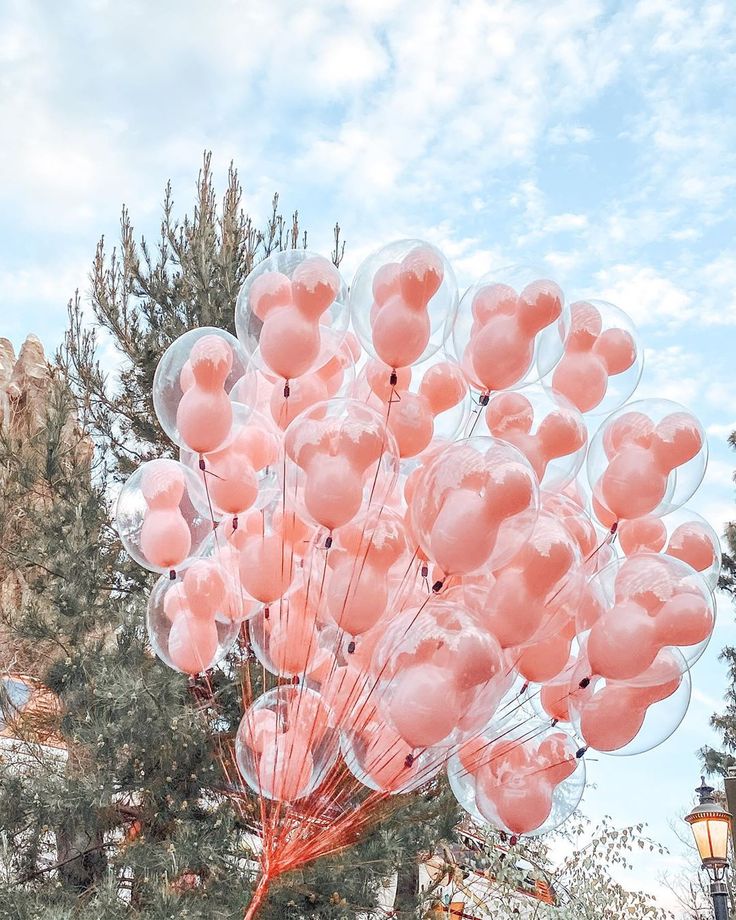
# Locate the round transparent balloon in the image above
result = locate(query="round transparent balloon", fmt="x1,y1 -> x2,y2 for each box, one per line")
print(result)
180,406 -> 280,522
410,436 -> 539,577
303,505 -> 413,638
197,531 -> 260,624
146,558 -> 241,675
587,398 -> 708,526
152,327 -> 253,453
249,579 -> 337,679
540,298 -> 643,417
235,249 -> 349,381
353,351 -> 470,464
116,458 -> 211,575
341,718 -> 450,794
449,720 -> 585,837
568,645 -> 692,757
466,509 -> 583,650
476,385 -> 587,492
349,239 -> 459,369
235,686 -> 339,801
588,552 -> 715,672
618,506 -> 722,590
283,397 -> 400,535
224,496 -> 317,611
264,331 -> 360,431
452,264 -> 570,395
370,597 -> 507,750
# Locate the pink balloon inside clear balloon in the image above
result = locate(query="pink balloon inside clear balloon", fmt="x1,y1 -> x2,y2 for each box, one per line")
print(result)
176,334 -> 234,453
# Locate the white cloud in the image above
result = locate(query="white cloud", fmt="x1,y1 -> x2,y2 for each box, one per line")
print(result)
592,265 -> 695,329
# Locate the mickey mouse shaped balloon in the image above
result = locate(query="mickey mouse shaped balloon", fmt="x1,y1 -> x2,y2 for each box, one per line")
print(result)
235,250 -> 350,385
349,239 -> 458,373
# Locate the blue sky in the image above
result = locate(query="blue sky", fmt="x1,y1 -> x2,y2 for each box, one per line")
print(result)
1,0 -> 735,910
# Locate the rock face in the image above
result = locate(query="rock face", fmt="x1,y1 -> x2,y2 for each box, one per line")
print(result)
0,335 -> 70,677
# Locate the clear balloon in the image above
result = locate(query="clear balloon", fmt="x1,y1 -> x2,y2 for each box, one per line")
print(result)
568,643 -> 692,756
153,327 -> 253,453
350,239 -> 459,369
116,458 -> 211,575
235,250 -> 349,382
283,397 -> 399,534
409,436 -> 539,576
618,506 -> 722,590
147,558 -> 241,674
541,299 -> 642,415
449,720 -> 585,836
587,398 -> 707,525
452,265 -> 570,394
586,552 -> 715,679
235,686 -> 339,801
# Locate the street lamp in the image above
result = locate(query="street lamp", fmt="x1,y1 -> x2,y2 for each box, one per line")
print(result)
685,776 -> 732,920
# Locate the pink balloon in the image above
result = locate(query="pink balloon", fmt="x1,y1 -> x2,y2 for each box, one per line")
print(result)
258,733 -> 314,800
618,516 -> 667,555
140,462 -> 192,570
427,465 -> 534,576
285,409 -> 388,531
388,664 -> 461,748
241,708 -> 278,754
176,335 -> 234,453
168,611 -> 218,674
182,560 -> 227,620
667,522 -> 717,573
485,392 -> 585,482
254,258 -> 340,380
371,247 -> 443,368
552,302 -> 636,413
466,280 -> 562,392
577,665 -> 681,753
239,533 -> 294,604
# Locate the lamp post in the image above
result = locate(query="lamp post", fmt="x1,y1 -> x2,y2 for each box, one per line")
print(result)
685,777 -> 732,920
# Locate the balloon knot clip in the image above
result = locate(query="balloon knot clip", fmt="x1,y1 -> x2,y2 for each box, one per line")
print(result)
551,718 -> 558,727
232,515 -> 238,530
389,370 -> 398,386
264,606 -> 270,620
421,564 -> 429,578
347,641 -> 356,654
404,753 -> 415,768
283,382 -> 290,398
432,579 -> 445,593
479,392 -> 490,406
576,747 -> 588,759
198,456 -> 206,471
509,835 -> 518,847
325,535 -> 333,549
169,569 -> 176,581
520,682 -> 529,694
579,676 -> 591,689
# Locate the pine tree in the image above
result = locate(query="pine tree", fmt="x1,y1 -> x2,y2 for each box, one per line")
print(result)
703,431 -> 736,775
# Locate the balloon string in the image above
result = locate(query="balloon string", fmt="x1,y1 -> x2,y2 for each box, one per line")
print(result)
466,390 -> 490,438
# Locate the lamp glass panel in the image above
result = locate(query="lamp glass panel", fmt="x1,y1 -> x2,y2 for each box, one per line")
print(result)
691,815 -> 730,862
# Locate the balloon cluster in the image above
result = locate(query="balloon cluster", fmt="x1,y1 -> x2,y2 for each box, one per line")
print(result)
117,241 -> 718,841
